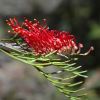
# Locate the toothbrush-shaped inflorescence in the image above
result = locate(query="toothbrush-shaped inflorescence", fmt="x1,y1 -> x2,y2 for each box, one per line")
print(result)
6,18 -> 94,56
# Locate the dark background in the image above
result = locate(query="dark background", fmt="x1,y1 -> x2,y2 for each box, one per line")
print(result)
0,0 -> 100,100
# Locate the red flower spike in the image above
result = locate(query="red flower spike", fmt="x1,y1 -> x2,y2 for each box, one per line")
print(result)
6,18 -> 93,55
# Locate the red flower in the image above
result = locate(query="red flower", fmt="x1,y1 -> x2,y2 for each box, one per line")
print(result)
6,18 -> 86,55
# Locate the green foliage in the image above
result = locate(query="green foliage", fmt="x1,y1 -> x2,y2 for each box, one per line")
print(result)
0,39 -> 88,100
89,23 -> 100,39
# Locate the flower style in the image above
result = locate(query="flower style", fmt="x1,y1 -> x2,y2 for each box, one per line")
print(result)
6,18 -> 93,55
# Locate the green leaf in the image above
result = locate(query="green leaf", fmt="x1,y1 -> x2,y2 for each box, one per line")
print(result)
0,40 -> 88,100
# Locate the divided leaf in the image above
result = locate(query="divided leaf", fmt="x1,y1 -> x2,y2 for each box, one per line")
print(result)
0,40 -> 87,100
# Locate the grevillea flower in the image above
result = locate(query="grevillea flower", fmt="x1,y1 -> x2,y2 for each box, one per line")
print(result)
6,18 -> 93,55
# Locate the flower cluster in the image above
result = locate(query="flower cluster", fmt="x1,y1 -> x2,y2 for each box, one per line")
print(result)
6,18 -> 93,55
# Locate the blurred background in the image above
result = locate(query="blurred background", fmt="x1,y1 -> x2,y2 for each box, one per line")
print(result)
0,0 -> 100,100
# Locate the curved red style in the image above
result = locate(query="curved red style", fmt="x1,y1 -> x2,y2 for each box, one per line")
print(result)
6,18 -> 82,55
